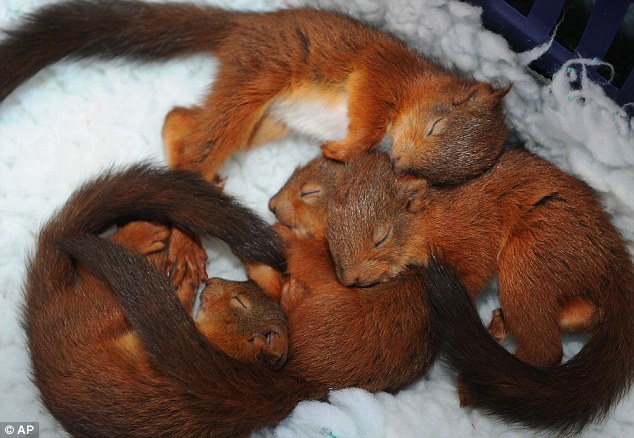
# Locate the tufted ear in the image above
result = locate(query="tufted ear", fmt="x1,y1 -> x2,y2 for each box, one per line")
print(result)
396,175 -> 428,213
453,82 -> 511,109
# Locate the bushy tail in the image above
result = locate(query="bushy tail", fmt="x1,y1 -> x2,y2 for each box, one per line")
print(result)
27,163 -> 285,298
425,256 -> 634,435
0,0 -> 238,100
24,163 -> 304,436
61,234 -> 310,436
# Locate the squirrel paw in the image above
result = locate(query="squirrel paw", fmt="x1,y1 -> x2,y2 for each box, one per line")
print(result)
245,263 -> 284,302
272,222 -> 297,243
280,278 -> 309,313
487,308 -> 508,343
321,140 -> 362,162
112,221 -> 170,255
211,174 -> 226,190
165,228 -> 208,288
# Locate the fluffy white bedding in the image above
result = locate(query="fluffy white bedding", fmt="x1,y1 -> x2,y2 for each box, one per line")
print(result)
1,0 -> 633,437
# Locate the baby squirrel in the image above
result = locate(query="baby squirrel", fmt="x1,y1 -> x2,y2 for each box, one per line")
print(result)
268,156 -> 345,240
196,277 -> 288,369
23,164 -> 317,438
1,0 -> 509,184
253,156 -> 436,392
108,220 -> 289,368
325,151 -> 634,435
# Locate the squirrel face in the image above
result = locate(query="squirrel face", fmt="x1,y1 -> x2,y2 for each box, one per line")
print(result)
390,81 -> 510,184
196,278 -> 289,369
269,157 -> 344,240
326,154 -> 429,287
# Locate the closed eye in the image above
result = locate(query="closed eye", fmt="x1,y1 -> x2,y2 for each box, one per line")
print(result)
426,117 -> 445,136
300,189 -> 321,197
232,296 -> 247,309
373,226 -> 392,248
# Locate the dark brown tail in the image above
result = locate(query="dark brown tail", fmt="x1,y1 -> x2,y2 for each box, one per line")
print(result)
425,255 -> 634,435
23,164 -> 303,436
26,163 -> 285,300
60,234 -> 310,436
0,0 -> 239,101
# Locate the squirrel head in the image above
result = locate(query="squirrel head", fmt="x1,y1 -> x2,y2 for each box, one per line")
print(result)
196,278 -> 289,369
390,79 -> 510,184
269,157 -> 344,240
326,153 -> 429,287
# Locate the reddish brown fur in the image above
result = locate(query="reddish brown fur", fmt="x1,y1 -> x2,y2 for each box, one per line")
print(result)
268,157 -> 344,240
326,151 -> 634,433
257,157 -> 435,392
23,161 -> 433,437
277,229 -> 435,393
22,164 -> 315,438
0,0 -> 509,184
161,10 -> 510,185
196,277 -> 289,369
82,220 -> 289,367
109,221 -> 197,313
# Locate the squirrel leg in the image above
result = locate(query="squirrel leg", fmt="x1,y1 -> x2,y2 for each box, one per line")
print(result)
558,297 -> 600,333
109,221 -> 170,255
245,263 -> 285,302
498,243 -> 563,367
165,229 -> 208,289
321,70 -> 387,161
162,65 -> 283,182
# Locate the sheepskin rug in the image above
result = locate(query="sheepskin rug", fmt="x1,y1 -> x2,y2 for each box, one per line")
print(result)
0,0 -> 632,437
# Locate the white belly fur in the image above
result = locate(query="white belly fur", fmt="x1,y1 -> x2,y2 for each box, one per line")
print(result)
268,93 -> 349,142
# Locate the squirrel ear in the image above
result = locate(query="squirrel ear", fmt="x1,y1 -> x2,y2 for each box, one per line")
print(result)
397,176 -> 428,213
453,82 -> 511,109
205,277 -> 228,287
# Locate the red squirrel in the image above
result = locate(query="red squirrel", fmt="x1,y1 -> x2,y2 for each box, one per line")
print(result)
422,255 -> 630,435
23,163 -> 319,438
268,156 -> 344,240
258,157 -> 435,392
260,226 -> 436,393
0,0 -> 509,184
108,220 -> 289,368
325,151 -> 634,434
215,156 -> 435,392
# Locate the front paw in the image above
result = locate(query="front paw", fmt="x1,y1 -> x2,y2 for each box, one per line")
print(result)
165,228 -> 208,288
487,308 -> 507,343
211,174 -> 226,190
321,140 -> 361,162
272,222 -> 297,243
245,263 -> 284,302
112,221 -> 170,255
280,278 -> 309,313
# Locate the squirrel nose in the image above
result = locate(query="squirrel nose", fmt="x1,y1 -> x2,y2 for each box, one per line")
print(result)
337,266 -> 359,287
268,198 -> 278,215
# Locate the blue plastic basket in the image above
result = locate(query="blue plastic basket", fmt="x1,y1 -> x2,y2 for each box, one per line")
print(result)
467,0 -> 634,107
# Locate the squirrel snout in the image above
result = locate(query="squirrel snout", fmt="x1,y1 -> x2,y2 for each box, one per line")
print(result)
337,265 -> 361,287
337,264 -> 386,288
268,198 -> 278,215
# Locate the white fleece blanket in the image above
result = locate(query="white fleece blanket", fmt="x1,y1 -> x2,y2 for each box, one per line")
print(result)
1,0 -> 633,437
